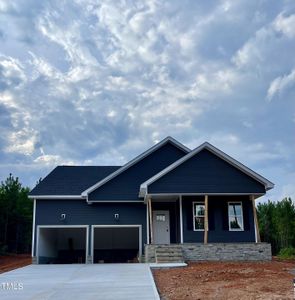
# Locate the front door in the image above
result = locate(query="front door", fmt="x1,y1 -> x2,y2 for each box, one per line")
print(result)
153,210 -> 170,244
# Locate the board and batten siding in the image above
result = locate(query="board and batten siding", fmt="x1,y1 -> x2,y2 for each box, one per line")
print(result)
33,200 -> 147,257
182,196 -> 256,243
88,142 -> 187,201
148,149 -> 266,194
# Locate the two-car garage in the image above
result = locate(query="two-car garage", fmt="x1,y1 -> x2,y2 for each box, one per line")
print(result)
36,225 -> 141,264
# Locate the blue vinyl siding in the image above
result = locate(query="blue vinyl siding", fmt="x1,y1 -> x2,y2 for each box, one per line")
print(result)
34,200 -> 147,256
149,149 -> 265,194
182,196 -> 255,243
89,142 -> 187,201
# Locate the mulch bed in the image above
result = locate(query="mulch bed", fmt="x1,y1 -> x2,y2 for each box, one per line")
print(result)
0,254 -> 32,274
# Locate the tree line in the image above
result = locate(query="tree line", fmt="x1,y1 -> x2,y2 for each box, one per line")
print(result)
257,197 -> 295,256
0,174 -> 294,256
0,174 -> 32,254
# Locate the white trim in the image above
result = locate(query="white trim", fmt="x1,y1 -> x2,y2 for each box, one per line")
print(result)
179,195 -> 183,243
193,201 -> 205,231
140,142 -> 274,196
29,195 -> 82,199
91,225 -> 142,263
31,199 -> 36,257
88,200 -> 144,203
146,204 -> 150,244
254,217 -> 258,243
147,193 -> 264,196
82,137 -> 190,197
36,225 -> 89,264
228,202 -> 244,231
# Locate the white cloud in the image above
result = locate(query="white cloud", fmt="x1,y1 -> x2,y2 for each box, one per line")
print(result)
274,13 -> 295,39
0,0 -> 293,202
267,69 -> 295,100
5,128 -> 37,155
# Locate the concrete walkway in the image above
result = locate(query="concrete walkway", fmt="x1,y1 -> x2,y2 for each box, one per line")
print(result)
0,264 -> 160,300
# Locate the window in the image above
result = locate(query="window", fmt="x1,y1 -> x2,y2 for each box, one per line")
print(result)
228,202 -> 244,231
193,202 -> 205,231
156,214 -> 166,222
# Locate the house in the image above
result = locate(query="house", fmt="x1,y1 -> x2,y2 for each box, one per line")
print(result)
29,137 -> 274,264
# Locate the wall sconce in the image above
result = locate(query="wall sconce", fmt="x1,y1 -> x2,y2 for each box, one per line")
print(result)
114,213 -> 119,221
60,213 -> 66,221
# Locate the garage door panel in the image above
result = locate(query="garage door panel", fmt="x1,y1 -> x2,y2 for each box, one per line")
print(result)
93,227 -> 140,263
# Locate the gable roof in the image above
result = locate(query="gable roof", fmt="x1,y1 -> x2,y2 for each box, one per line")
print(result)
81,136 -> 190,197
29,166 -> 120,198
139,142 -> 274,196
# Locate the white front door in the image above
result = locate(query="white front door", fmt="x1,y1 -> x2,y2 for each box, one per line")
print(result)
153,210 -> 170,244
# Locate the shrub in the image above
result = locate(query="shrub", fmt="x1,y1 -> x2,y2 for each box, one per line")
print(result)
277,247 -> 295,259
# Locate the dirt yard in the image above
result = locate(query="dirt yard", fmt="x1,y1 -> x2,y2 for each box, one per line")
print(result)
0,254 -> 31,274
153,259 -> 295,300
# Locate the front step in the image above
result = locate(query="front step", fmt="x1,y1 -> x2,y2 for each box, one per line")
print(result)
155,245 -> 184,263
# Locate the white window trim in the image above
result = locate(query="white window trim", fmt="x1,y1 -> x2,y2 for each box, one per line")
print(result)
228,201 -> 244,231
193,201 -> 205,231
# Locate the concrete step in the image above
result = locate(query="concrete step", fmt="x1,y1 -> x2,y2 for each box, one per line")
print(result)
155,246 -> 185,264
156,257 -> 184,263
156,253 -> 183,258
156,250 -> 182,255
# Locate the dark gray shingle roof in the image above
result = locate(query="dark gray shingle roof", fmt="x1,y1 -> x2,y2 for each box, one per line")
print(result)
29,166 -> 121,196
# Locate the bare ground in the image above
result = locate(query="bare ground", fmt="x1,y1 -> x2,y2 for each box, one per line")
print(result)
153,259 -> 295,300
0,254 -> 31,274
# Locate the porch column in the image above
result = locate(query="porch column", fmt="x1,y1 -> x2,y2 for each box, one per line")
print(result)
179,195 -> 183,243
251,195 -> 261,243
204,195 -> 208,244
148,197 -> 154,244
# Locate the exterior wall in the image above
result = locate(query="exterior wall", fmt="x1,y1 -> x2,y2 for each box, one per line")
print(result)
34,200 -> 147,261
89,142 -> 187,201
182,196 -> 256,243
149,149 -> 265,194
145,243 -> 272,262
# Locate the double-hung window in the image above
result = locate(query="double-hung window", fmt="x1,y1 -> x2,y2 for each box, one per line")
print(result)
193,202 -> 205,231
228,202 -> 244,231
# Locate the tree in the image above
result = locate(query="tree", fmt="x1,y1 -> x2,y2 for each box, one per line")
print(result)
257,197 -> 295,254
0,174 -> 32,254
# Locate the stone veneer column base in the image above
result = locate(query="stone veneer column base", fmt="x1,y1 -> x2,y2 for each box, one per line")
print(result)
145,243 -> 271,263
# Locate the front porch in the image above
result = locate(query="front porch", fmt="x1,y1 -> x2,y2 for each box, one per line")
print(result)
145,194 -> 271,262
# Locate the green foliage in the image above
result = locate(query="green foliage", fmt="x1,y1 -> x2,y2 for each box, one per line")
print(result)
278,247 -> 295,259
257,198 -> 295,255
0,174 -> 32,254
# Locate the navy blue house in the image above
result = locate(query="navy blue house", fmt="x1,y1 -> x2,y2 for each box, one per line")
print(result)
29,137 -> 274,264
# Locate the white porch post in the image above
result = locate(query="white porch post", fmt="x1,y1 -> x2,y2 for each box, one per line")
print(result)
204,195 -> 208,244
146,203 -> 150,244
179,195 -> 183,243
148,197 -> 154,244
251,195 -> 261,243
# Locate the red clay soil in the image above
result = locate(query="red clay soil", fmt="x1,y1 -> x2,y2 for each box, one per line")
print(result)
0,254 -> 31,274
153,259 -> 295,300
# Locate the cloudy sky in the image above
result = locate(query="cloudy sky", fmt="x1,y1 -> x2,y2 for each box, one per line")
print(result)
0,0 -> 294,201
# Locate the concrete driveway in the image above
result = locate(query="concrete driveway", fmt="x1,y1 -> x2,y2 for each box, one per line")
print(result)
0,264 -> 160,300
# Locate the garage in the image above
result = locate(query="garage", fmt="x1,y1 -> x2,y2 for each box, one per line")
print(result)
37,226 -> 88,264
92,225 -> 142,263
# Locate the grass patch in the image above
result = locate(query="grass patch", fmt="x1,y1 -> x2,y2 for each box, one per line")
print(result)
277,247 -> 295,259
